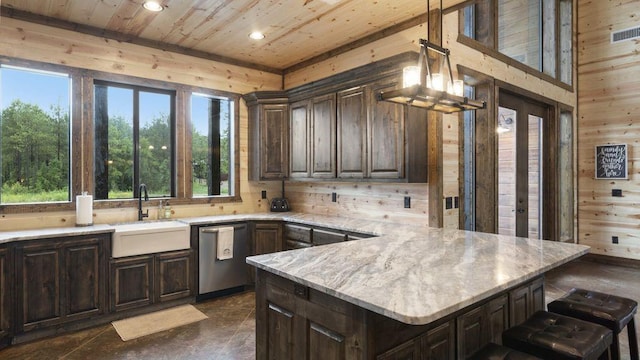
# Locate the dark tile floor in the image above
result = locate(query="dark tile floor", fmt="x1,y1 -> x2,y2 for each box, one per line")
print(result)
1,258 -> 639,359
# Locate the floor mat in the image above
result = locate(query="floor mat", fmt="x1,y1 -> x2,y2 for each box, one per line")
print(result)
112,304 -> 208,341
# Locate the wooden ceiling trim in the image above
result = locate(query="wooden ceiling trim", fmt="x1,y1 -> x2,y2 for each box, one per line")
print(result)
1,6 -> 283,75
283,13 -> 428,75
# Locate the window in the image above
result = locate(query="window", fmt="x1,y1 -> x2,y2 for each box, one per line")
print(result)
94,81 -> 175,200
191,93 -> 234,197
0,65 -> 71,204
460,0 -> 573,86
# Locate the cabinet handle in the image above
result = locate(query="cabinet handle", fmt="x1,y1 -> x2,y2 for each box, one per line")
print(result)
310,322 -> 345,343
268,303 -> 294,318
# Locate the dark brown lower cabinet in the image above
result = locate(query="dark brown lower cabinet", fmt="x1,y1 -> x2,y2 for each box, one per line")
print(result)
111,255 -> 153,312
0,246 -> 13,349
456,294 -> 509,358
16,234 -> 109,334
256,269 -> 543,360
111,250 -> 193,312
509,277 -> 544,327
155,250 -> 193,302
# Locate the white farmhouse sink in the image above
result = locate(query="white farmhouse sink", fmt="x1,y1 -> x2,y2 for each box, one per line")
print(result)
111,221 -> 190,258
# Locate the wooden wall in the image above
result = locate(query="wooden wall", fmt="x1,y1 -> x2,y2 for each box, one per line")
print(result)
0,17 -> 283,230
577,0 -> 640,259
284,10 -> 576,228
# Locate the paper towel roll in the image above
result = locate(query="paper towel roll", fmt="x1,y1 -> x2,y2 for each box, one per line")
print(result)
76,193 -> 93,226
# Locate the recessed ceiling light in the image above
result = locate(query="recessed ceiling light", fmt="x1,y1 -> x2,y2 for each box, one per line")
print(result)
143,1 -> 164,12
249,31 -> 265,40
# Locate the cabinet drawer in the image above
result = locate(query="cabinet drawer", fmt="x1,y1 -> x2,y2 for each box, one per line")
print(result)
313,229 -> 346,245
284,224 -> 312,243
285,240 -> 313,250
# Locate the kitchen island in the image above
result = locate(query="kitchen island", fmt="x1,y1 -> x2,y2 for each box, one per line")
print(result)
247,226 -> 589,359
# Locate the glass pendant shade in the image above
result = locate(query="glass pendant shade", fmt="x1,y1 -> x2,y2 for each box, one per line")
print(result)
403,66 -> 421,88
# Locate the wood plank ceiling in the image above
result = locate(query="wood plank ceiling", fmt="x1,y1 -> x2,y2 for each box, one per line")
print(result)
0,0 -> 465,74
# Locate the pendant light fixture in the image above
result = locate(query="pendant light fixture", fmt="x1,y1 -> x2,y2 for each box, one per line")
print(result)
377,0 -> 485,113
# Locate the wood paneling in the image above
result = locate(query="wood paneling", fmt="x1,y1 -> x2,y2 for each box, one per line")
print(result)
1,0 -> 437,71
577,0 -> 640,259
0,16 -> 283,230
285,181 -> 428,225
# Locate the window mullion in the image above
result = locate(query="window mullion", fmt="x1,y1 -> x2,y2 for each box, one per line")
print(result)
133,89 -> 140,198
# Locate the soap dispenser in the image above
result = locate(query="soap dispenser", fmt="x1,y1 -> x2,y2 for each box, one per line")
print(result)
164,202 -> 171,219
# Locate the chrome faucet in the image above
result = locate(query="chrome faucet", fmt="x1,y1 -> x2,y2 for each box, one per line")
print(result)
138,183 -> 149,221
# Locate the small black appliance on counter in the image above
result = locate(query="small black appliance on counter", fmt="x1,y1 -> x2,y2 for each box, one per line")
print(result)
270,179 -> 290,212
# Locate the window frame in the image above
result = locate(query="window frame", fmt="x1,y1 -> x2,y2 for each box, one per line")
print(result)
0,56 -> 242,214
93,79 -> 177,201
457,0 -> 573,91
186,86 -> 241,202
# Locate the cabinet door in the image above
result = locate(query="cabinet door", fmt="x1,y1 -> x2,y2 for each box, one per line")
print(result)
487,294 -> 509,345
261,104 -> 289,180
312,228 -> 346,246
111,255 -> 153,312
254,222 -> 283,255
377,338 -> 420,360
367,78 -> 405,179
0,247 -> 12,348
457,305 -> 486,358
64,238 -> 104,320
155,250 -> 193,302
290,100 -> 311,178
18,243 -> 62,332
422,320 -> 455,360
337,87 -> 367,179
310,93 -> 336,178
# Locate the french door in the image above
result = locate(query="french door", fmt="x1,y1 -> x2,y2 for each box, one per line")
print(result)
497,92 -> 548,238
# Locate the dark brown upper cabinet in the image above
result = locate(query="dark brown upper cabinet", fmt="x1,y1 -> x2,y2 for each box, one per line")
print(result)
245,52 -> 428,183
243,92 -> 289,181
337,87 -> 367,179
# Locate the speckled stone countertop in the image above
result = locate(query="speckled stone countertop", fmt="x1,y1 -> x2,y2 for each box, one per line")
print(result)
0,212 -> 588,326
243,215 -> 590,326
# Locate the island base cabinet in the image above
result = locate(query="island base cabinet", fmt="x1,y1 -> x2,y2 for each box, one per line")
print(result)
255,269 -> 544,360
256,269 -> 367,360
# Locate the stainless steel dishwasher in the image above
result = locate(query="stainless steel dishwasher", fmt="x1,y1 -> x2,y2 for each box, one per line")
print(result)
198,223 -> 249,298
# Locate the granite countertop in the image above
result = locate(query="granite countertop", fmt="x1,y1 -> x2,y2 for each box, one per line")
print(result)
245,222 -> 590,326
0,212 -> 589,327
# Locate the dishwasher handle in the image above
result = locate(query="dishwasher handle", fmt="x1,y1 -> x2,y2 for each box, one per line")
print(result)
200,224 -> 247,233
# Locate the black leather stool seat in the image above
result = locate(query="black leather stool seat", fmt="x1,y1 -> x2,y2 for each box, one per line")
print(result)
469,343 -> 542,360
503,311 -> 612,360
547,288 -> 638,360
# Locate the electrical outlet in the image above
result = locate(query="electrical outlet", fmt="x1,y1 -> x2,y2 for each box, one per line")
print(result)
331,192 -> 337,202
404,196 -> 411,208
445,197 -> 453,210
454,196 -> 459,209
612,236 -> 619,244
261,190 -> 267,199
612,189 -> 622,197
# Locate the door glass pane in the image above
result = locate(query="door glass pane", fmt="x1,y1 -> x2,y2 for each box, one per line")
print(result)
497,107 -> 517,236
528,115 -> 543,239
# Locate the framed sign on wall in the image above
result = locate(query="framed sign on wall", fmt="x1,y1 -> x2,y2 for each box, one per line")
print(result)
595,144 -> 628,179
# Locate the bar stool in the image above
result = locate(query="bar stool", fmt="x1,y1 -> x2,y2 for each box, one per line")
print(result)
503,311 -> 612,360
468,342 -> 542,359
548,288 -> 639,360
